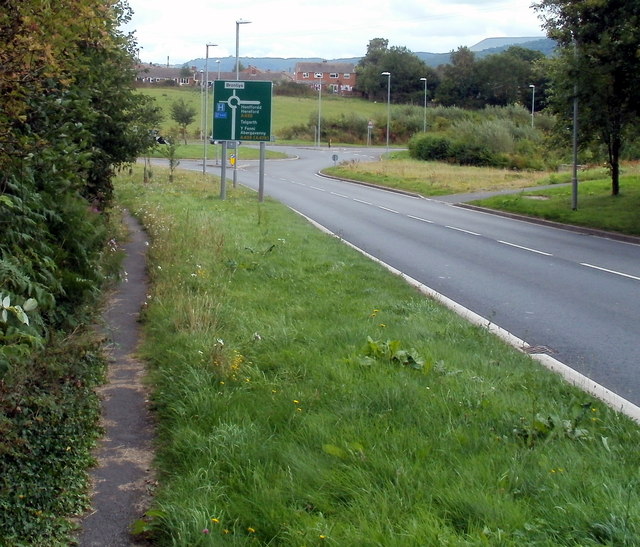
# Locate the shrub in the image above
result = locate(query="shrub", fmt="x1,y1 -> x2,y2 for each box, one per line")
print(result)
408,134 -> 453,161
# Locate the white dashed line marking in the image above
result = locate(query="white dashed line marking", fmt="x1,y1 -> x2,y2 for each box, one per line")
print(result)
498,240 -> 552,256
581,263 -> 640,281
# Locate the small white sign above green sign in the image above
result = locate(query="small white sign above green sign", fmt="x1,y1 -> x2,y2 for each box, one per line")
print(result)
212,80 -> 272,142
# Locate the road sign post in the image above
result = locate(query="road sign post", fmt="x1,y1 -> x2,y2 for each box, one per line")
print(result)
212,80 -> 272,200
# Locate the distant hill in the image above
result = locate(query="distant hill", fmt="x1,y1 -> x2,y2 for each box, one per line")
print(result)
179,37 -> 555,72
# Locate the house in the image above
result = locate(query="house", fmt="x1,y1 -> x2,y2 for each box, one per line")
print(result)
194,65 -> 294,87
293,61 -> 357,95
136,63 -> 198,86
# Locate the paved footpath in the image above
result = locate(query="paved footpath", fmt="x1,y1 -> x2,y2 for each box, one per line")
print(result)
77,212 -> 155,546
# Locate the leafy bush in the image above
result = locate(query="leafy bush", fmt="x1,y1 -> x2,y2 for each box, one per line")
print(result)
408,134 -> 453,161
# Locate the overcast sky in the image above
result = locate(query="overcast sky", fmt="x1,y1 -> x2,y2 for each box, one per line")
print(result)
123,0 -> 545,64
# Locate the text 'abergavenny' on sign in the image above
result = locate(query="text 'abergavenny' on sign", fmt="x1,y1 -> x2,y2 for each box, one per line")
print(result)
212,80 -> 273,142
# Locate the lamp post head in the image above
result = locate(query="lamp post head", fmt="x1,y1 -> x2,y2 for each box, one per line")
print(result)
420,77 -> 427,82
237,19 -> 251,25
529,84 -> 535,88
381,71 -> 390,76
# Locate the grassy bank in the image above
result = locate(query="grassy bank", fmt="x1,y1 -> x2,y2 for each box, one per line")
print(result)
470,171 -> 640,236
116,165 -> 640,546
323,158 -> 552,196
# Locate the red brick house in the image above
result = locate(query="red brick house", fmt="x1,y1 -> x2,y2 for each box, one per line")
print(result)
293,61 -> 357,95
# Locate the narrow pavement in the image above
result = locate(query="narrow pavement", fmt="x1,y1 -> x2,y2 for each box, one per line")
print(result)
77,213 -> 154,546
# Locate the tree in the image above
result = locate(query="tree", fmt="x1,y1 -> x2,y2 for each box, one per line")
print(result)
356,38 -> 433,103
171,98 -> 197,144
534,0 -> 640,195
476,47 -> 546,107
435,47 -> 482,108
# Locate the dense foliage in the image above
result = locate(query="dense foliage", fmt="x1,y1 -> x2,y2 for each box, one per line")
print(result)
355,38 -> 547,110
408,106 -> 548,169
0,0 -> 160,543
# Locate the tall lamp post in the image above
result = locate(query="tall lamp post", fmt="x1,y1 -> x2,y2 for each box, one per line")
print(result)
529,84 -> 536,127
233,20 -> 251,187
420,77 -> 428,133
200,70 -> 205,140
203,43 -> 217,175
317,78 -> 322,147
235,19 -> 251,80
216,59 -> 221,80
381,71 -> 391,153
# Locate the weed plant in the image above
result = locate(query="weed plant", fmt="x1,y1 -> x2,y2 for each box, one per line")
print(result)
117,165 -> 640,545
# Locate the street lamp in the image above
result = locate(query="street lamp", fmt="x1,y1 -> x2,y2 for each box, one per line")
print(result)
236,19 -> 251,80
420,77 -> 428,133
529,84 -> 535,127
234,20 -> 251,187
200,70 -> 204,140
203,42 -> 218,175
216,59 -> 221,80
317,78 -> 322,147
381,72 -> 391,153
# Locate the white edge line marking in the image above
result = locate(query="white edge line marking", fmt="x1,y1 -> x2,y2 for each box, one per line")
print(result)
290,207 -> 640,425
408,215 -> 434,224
498,240 -> 553,256
378,206 -> 399,214
446,226 -> 481,236
581,262 -> 640,281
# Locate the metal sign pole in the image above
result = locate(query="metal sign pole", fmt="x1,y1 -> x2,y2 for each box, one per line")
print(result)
259,142 -> 265,202
220,141 -> 227,200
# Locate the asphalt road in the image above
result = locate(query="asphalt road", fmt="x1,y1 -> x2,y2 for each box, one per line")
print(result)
171,145 -> 640,408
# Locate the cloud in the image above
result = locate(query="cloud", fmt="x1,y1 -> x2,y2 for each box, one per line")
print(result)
123,0 -> 544,64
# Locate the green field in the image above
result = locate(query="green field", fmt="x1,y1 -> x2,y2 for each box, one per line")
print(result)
137,86 -> 387,142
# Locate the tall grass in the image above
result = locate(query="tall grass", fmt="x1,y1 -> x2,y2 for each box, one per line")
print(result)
117,165 -> 640,546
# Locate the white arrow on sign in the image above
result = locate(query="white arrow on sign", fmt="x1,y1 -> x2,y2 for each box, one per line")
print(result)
227,93 -> 261,140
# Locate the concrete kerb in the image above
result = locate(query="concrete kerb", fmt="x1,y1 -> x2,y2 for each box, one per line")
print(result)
457,203 -> 640,246
290,207 -> 640,425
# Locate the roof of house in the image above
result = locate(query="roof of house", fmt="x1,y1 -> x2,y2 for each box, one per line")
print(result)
136,64 -> 195,79
294,61 -> 355,73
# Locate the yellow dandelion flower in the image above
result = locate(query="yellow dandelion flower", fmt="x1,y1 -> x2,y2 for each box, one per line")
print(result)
211,518 -> 220,524
247,527 -> 256,533
293,399 -> 300,404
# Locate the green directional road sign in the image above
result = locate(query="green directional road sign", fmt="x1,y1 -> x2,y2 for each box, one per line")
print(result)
212,80 -> 272,142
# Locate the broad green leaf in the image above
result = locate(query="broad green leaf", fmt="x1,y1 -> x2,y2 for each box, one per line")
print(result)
23,298 -> 38,312
14,307 -> 29,325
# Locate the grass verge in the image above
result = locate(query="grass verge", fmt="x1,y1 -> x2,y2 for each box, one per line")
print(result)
145,143 -> 288,161
117,165 -> 640,546
323,158 -> 553,196
470,171 -> 640,236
